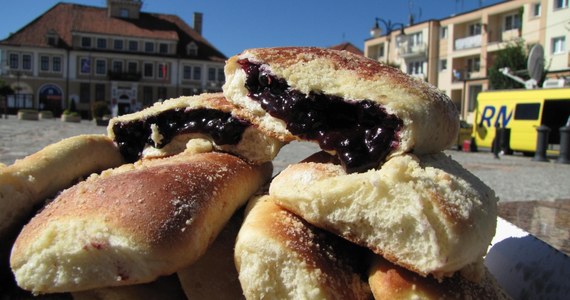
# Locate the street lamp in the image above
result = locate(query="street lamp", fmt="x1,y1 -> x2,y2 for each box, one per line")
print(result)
370,18 -> 406,66
370,18 -> 406,38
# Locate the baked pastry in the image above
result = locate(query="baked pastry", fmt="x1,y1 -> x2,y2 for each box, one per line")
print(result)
0,134 -> 124,240
223,47 -> 459,172
107,93 -> 283,164
269,152 -> 498,279
10,152 -> 272,294
177,210 -> 245,299
234,195 -> 372,299
368,255 -> 510,299
72,274 -> 187,300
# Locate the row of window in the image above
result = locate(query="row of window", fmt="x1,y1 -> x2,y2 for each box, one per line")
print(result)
77,57 -> 225,82
436,0 -> 565,41
80,36 -> 171,55
9,53 -> 63,73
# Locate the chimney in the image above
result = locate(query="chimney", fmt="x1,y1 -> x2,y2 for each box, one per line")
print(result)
193,12 -> 203,35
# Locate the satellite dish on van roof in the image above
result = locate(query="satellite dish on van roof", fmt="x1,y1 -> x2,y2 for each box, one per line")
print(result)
527,44 -> 544,83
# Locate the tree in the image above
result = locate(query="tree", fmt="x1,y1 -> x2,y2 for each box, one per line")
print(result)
488,40 -> 532,90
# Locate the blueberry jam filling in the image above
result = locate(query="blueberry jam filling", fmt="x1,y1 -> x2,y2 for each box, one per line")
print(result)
112,108 -> 250,162
239,59 -> 403,173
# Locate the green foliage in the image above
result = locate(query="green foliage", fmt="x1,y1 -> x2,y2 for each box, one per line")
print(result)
488,40 -> 534,90
62,109 -> 79,116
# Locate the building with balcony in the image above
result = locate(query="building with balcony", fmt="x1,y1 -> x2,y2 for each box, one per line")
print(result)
365,20 -> 441,86
365,0 -> 569,123
0,0 -> 227,118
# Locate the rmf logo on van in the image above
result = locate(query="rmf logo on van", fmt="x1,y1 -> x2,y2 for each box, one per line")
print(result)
479,105 -> 513,128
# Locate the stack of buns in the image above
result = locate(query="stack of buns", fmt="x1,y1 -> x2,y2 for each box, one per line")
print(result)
1,47 -> 508,299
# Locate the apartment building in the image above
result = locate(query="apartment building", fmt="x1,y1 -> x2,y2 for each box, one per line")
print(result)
0,0 -> 227,118
364,0 -> 569,123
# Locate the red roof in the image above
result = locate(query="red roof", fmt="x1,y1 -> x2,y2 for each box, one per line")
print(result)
329,42 -> 364,56
1,3 -> 226,61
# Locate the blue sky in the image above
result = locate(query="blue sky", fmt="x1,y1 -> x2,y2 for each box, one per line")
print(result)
0,0 -> 504,57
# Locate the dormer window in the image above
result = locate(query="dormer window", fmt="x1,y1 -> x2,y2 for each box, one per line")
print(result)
186,42 -> 198,56
46,29 -> 59,46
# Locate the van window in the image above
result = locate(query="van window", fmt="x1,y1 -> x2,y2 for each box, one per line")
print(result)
514,103 -> 540,120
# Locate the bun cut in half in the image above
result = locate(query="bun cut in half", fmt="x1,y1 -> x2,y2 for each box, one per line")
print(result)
235,196 -> 372,299
108,93 -> 283,164
10,152 -> 272,294
223,47 -> 459,173
269,152 -> 498,279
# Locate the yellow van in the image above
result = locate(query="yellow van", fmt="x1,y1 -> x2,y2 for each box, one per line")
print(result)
472,88 -> 570,155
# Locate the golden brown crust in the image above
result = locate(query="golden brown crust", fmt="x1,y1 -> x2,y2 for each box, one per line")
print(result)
368,255 -> 511,300
0,134 -> 124,239
235,196 -> 371,299
10,152 -> 272,293
269,152 -> 497,279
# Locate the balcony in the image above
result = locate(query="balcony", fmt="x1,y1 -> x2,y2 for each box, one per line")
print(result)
454,35 -> 482,50
398,42 -> 427,58
108,70 -> 141,81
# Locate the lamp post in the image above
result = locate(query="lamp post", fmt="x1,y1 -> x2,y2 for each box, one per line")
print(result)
370,18 -> 406,66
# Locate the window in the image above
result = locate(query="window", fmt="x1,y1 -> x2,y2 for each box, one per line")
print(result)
514,103 -> 540,120
440,26 -> 448,39
554,0 -> 568,10
80,83 -> 91,103
22,54 -> 32,70
9,53 -> 18,69
208,67 -> 216,81
97,38 -> 107,49
378,44 -> 385,57
183,65 -> 192,79
52,57 -> 61,72
467,57 -> 481,72
95,59 -> 106,75
504,14 -> 521,31
187,42 -> 198,56
112,61 -> 123,73
217,68 -> 225,82
407,61 -> 424,75
408,32 -> 423,46
47,36 -> 57,46
159,43 -> 168,54
143,86 -> 153,106
468,23 -> 482,36
439,59 -> 448,71
81,37 -> 92,48
120,8 -> 129,18
114,39 -> 124,50
157,63 -> 167,79
193,66 -> 201,80
127,61 -> 138,73
129,40 -> 138,51
80,57 -> 91,74
157,87 -> 167,100
143,62 -> 154,78
533,3 -> 542,17
145,42 -> 154,53
551,36 -> 566,54
41,56 -> 50,71
468,85 -> 482,112
95,84 -> 105,101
